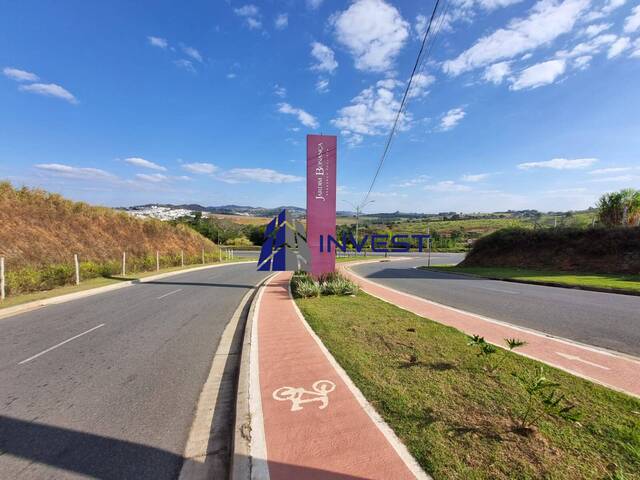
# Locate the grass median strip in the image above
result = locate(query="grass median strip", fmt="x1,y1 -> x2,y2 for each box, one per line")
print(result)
421,265 -> 640,295
296,291 -> 640,480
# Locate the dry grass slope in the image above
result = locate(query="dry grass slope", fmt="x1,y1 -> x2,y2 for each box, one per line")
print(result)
0,182 -> 217,268
0,183 -> 222,295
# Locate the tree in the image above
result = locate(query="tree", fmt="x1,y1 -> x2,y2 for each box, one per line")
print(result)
597,189 -> 640,227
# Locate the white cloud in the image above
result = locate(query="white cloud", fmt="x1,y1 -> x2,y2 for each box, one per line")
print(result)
234,4 -> 259,17
316,78 -> 330,93
332,83 -> 409,136
483,61 -> 511,84
274,84 -> 287,98
582,22 -> 611,37
415,14 -> 429,39
332,0 -> 410,72
148,36 -> 168,49
476,0 -> 526,9
307,0 -> 324,9
136,173 -> 168,183
391,174 -> 431,187
424,180 -> 472,192
625,5 -> 640,33
3,67 -> 39,82
277,103 -> 319,129
310,42 -> 338,73
408,72 -> 435,98
510,59 -> 566,90
440,107 -> 466,130
181,45 -> 203,62
462,172 -> 492,181
556,33 -> 617,59
518,157 -> 597,169
574,55 -> 592,69
590,174 -> 636,182
124,157 -> 166,171
35,163 -> 116,180
234,4 -> 262,29
443,0 -> 590,76
227,73 -> 237,79
602,0 -> 627,14
19,83 -> 78,104
607,37 -> 631,58
631,38 -> 640,57
174,59 -> 195,73
182,162 -> 218,174
589,166 -> 634,174
275,13 -> 288,29
218,168 -> 303,184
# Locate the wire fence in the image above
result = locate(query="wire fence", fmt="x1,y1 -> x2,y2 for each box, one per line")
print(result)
0,247 -> 240,300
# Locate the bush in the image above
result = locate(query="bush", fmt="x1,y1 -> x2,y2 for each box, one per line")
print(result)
291,271 -> 358,298
462,226 -> 640,273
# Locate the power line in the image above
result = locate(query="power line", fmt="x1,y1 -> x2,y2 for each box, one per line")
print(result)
361,0 -> 445,207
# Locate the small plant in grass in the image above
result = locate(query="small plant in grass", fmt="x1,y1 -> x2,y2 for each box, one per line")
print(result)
291,271 -> 358,298
291,273 -> 321,298
511,366 -> 580,434
467,335 -> 527,373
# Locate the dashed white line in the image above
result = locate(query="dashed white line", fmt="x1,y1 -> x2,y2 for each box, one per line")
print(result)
157,289 -> 183,299
19,324 -> 105,365
556,352 -> 610,370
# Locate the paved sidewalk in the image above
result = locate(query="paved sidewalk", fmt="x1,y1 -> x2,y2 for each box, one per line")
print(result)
343,264 -> 640,398
249,272 -> 427,480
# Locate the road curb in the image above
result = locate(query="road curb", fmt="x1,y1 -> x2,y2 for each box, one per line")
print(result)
0,261 -> 255,321
179,271 -> 275,480
230,274 -> 276,480
345,265 -> 640,398
419,267 -> 640,297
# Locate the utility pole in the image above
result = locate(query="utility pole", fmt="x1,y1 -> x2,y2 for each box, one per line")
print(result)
427,225 -> 431,267
342,199 -> 375,250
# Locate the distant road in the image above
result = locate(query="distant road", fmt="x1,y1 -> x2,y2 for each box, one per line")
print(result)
351,255 -> 640,357
0,264 -> 268,479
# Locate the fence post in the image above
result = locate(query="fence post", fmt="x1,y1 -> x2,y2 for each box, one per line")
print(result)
0,257 -> 5,301
74,254 -> 80,285
202,248 -> 205,265
219,248 -> 222,262
156,250 -> 160,272
122,251 -> 126,277
181,250 -> 184,267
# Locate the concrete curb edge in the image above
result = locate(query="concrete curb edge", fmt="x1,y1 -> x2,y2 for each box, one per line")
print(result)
0,261 -> 255,321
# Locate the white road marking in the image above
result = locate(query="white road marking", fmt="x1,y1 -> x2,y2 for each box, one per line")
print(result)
19,324 -> 105,365
272,380 -> 336,412
157,288 -> 183,299
556,352 -> 610,370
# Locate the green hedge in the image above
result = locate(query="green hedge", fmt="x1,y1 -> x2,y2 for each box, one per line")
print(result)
462,227 -> 640,273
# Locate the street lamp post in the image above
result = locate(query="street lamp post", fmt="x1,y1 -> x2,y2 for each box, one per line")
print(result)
342,199 -> 375,248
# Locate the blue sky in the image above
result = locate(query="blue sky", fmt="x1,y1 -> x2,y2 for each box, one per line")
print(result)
1,0 -> 639,213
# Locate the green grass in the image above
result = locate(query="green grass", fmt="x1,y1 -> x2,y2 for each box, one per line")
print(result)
0,258 -> 255,310
423,266 -> 640,294
296,291 -> 640,480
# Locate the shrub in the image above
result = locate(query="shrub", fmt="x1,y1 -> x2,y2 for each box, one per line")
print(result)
291,274 -> 321,298
291,271 -> 359,298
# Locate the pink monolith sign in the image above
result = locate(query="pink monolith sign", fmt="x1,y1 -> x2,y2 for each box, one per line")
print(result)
306,134 -> 337,276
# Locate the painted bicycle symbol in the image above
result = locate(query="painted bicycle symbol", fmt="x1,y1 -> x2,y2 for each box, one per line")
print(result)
272,380 -> 336,412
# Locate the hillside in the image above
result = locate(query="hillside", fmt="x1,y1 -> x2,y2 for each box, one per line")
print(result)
461,227 -> 640,274
0,183 -> 219,294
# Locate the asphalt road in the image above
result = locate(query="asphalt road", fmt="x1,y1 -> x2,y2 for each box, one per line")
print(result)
0,263 -> 268,479
352,255 -> 640,357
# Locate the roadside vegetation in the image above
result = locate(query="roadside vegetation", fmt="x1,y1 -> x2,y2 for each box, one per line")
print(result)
296,290 -> 640,480
0,182 -> 220,296
291,271 -> 358,298
423,266 -> 640,294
